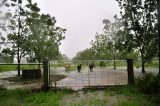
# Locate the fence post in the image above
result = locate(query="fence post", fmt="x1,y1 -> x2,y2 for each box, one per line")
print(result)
127,59 -> 134,85
43,60 -> 49,91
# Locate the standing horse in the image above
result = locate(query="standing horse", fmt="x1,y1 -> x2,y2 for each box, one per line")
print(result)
77,64 -> 81,72
65,64 -> 70,72
89,63 -> 94,72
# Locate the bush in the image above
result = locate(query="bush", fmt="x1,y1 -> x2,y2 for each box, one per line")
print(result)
136,73 -> 160,95
100,61 -> 106,67
0,80 -> 7,90
0,84 -> 6,90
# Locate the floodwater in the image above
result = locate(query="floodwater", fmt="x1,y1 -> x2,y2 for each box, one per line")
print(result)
0,71 -> 17,79
0,67 -> 159,90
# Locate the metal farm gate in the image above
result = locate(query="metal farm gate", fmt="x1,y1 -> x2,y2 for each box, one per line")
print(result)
48,60 -> 129,90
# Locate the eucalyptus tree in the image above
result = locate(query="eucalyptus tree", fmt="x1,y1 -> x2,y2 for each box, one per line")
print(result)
116,0 -> 158,73
157,0 -> 160,75
1,0 -> 33,75
91,16 -> 123,68
73,48 -> 95,60
91,33 -> 112,67
0,0 -> 8,47
26,3 -> 65,64
102,15 -> 124,69
1,48 -> 15,62
91,33 -> 111,60
72,48 -> 95,65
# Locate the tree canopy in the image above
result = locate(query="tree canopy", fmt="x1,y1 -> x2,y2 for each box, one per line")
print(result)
116,0 -> 158,73
0,0 -> 66,75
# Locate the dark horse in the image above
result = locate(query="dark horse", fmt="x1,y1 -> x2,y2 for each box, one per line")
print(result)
89,63 -> 94,72
77,64 -> 81,72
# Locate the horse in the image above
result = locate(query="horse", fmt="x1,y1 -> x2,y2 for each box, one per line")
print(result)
89,63 -> 94,72
65,64 -> 70,72
77,64 -> 81,72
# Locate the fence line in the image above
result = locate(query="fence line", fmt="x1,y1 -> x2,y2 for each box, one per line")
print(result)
0,63 -> 42,65
0,59 -> 158,90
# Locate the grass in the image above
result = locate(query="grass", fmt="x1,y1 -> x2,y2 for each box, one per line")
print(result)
0,89 -> 74,106
0,85 -> 158,106
105,85 -> 158,106
145,61 -> 159,68
134,61 -> 159,68
67,97 -> 107,106
0,65 -> 40,72
61,91 -> 108,106
51,63 -> 88,71
0,60 -> 158,72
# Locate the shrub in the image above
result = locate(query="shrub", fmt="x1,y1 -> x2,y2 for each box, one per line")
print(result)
100,61 -> 106,67
0,81 -> 7,90
136,73 -> 160,95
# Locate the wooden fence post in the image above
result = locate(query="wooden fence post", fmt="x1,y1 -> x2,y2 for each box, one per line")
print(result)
127,59 -> 134,85
43,60 -> 49,91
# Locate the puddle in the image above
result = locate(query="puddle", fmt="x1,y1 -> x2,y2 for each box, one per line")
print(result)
0,71 -> 17,79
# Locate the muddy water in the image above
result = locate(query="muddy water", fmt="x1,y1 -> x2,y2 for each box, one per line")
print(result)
0,71 -> 17,79
0,67 -> 159,90
0,67 -> 67,90
0,71 -> 17,89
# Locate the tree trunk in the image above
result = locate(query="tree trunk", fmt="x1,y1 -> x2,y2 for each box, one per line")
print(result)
157,0 -> 160,75
113,55 -> 116,69
38,61 -> 41,68
17,47 -> 20,76
17,58 -> 20,76
142,60 -> 145,73
141,52 -> 145,73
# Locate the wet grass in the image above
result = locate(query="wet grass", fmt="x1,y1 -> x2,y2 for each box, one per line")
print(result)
0,88 -> 74,106
105,86 -> 158,106
61,85 -> 158,106
0,85 -> 158,106
60,91 -> 108,106
0,65 -> 40,72
0,60 -> 158,72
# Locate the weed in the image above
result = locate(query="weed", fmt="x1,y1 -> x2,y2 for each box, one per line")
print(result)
135,73 -> 160,95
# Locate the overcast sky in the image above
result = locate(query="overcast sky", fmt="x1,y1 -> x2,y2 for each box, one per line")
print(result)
34,0 -> 120,58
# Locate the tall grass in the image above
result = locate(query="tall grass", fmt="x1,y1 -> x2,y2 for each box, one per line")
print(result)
0,85 -> 158,106
0,89 -> 72,106
105,85 -> 157,106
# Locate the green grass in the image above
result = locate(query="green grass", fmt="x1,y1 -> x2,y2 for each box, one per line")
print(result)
0,60 -> 158,72
51,63 -> 88,71
68,97 -> 107,106
117,94 -> 155,106
117,99 -> 152,106
0,89 -> 73,106
0,65 -> 40,72
134,61 -> 159,68
0,65 -> 17,72
51,63 -> 64,67
145,61 -> 159,68
0,86 -> 158,106
104,85 -> 157,106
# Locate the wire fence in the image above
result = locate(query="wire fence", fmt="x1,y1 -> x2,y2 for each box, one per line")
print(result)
49,60 -> 159,89
0,60 -> 159,90
49,60 -> 128,89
